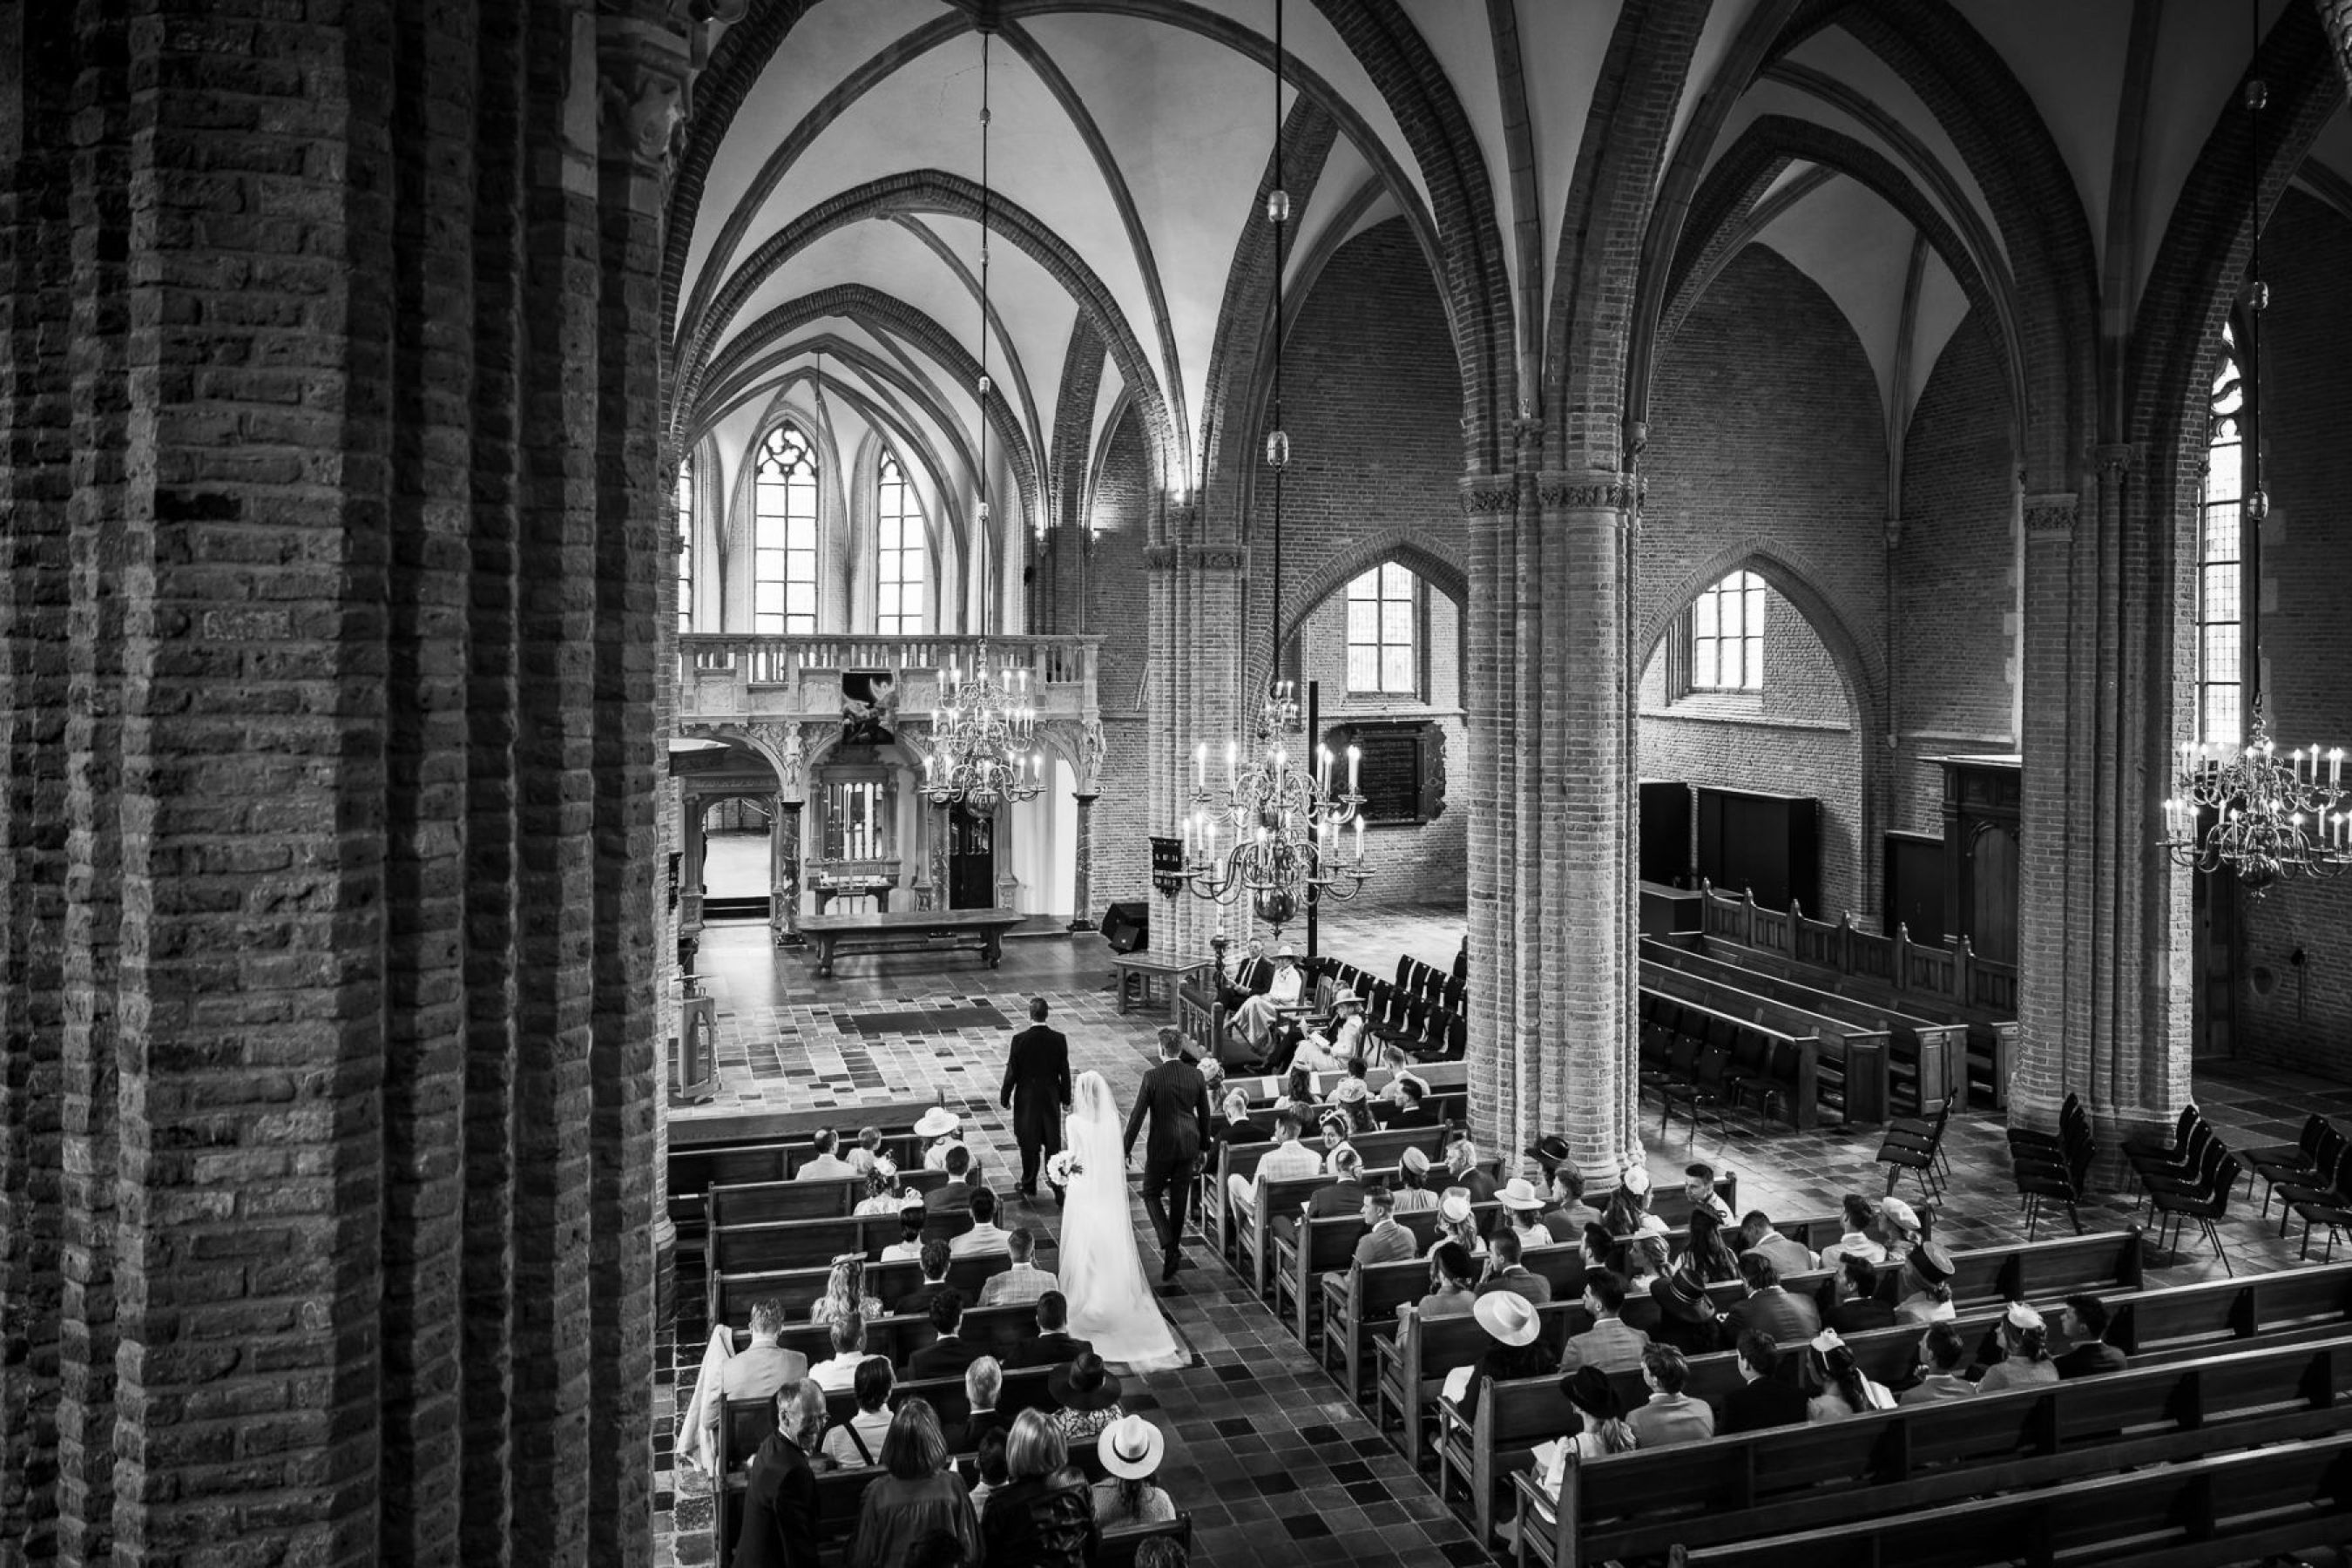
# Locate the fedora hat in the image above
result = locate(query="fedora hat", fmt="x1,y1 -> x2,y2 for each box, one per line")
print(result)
1097,1414 -> 1165,1480
1437,1187 -> 1475,1225
1473,1290 -> 1541,1348
1274,943 -> 1298,960
1530,1134 -> 1573,1166
1654,1269 -> 1717,1325
1909,1241 -> 1955,1284
913,1106 -> 961,1139
1558,1365 -> 1624,1422
1048,1353 -> 1124,1411
1497,1178 -> 1547,1213
1330,988 -> 1363,1008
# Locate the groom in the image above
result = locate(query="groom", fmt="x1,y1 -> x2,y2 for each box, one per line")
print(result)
1000,997 -> 1071,1199
1123,1026 -> 1213,1286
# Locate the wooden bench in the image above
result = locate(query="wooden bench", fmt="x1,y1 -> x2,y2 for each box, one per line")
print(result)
708,1247 -> 1056,1328
1639,990 -> 1826,1129
799,905 -> 1025,977
1515,1332 -> 2352,1566
1273,1202 -> 1504,1347
1224,1129 -> 1465,1293
1646,972 -> 1890,1125
706,1301 -> 1087,1372
706,1209 -> 978,1279
703,1168 -> 951,1231
669,1119 -> 936,1236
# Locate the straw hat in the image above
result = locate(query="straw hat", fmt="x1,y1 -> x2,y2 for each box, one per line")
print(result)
913,1106 -> 961,1139
1274,943 -> 1298,960
1330,988 -> 1363,1008
1473,1290 -> 1541,1347
1496,1178 -> 1547,1213
1328,1075 -> 1371,1104
1097,1414 -> 1166,1480
1438,1188 -> 1475,1225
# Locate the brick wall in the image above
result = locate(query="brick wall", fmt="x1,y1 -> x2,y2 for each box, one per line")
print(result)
2237,190 -> 2352,1078
1085,404 -> 1154,917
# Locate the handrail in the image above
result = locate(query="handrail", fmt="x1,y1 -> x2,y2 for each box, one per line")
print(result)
1697,879 -> 2017,1015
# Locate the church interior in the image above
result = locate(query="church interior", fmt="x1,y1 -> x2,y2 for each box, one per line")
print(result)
10,1 -> 2352,1564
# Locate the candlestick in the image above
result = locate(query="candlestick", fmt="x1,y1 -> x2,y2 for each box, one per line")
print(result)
1354,816 -> 1364,862
1347,744 -> 1361,795
1195,742 -> 1206,790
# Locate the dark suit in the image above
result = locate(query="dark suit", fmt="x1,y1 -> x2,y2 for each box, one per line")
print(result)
1723,1286 -> 1821,1347
1124,1055 -> 1213,1277
1002,1023 -> 1072,1195
2056,1342 -> 2130,1379
1718,1375 -> 1808,1435
922,1179 -> 972,1235
1828,1296 -> 1902,1336
732,1432 -> 820,1568
954,1406 -> 1014,1456
894,1279 -> 956,1317
1378,1103 -> 1440,1131
909,1333 -> 983,1379
1014,1330 -> 1093,1369
1213,1115 -> 1272,1162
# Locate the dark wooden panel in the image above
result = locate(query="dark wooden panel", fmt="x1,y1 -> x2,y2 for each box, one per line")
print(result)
1696,787 -> 1818,914
1884,830 -> 1945,944
1639,779 -> 1693,886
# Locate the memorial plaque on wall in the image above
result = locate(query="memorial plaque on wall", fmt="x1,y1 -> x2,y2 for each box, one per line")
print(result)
1325,720 -> 1446,825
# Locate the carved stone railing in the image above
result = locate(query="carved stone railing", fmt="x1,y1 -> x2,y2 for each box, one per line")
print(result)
1698,881 -> 2018,1017
677,633 -> 1100,725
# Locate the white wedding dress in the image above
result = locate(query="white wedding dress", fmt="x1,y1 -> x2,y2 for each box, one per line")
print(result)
1058,1071 -> 1188,1372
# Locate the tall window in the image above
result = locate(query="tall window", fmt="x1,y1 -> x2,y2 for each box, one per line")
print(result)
1346,563 -> 1417,694
2199,321 -> 2245,745
754,424 -> 819,634
875,453 -> 924,635
676,456 -> 694,634
1690,570 -> 1766,691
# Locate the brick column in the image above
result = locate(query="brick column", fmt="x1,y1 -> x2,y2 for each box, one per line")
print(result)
1067,793 -> 1099,931
1146,528 -> 1252,959
772,797 -> 804,943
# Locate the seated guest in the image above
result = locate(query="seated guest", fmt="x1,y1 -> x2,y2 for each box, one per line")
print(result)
899,1528 -> 973,1568
896,1242 -> 957,1315
1899,1321 -> 1979,1405
915,1105 -> 970,1173
1627,1344 -> 1715,1447
1226,1110 -> 1320,1223
1091,1414 -> 1178,1526
1801,1329 -> 1896,1420
822,1355 -> 898,1467
1602,1166 -> 1668,1238
1737,1210 -> 1818,1277
949,1187 -> 1011,1256
855,1160 -> 911,1216
966,1427 -> 1010,1513
2054,1294 -> 2130,1379
1457,1291 -> 1554,1421
909,1289 -> 983,1378
1477,1228 -> 1552,1305
1015,1290 -> 1093,1369
798,1126 -> 858,1182
1425,1188 -> 1486,1260
811,1315 -> 874,1391
1818,1193 -> 1888,1268
1649,1268 -> 1727,1358
1270,1067 -> 1317,1120
1375,1071 -> 1439,1130
1538,1158 -> 1599,1242
1560,1267 -> 1649,1374
1416,1241 -> 1481,1321
845,1396 -> 982,1568
1676,1208 -> 1742,1285
1718,1331 -> 1808,1434
1495,1179 -> 1553,1248
881,1203 -> 929,1262
1444,1132 -> 1499,1205
1615,1235 -> 1669,1336
1976,1301 -> 2058,1393
959,1356 -> 1012,1454
1213,1089 -> 1270,1158
1291,1145 -> 1371,1240
1287,1022 -> 1346,1078
684,1298 -> 811,1477
1353,1183 -> 1416,1268
981,1409 -> 1099,1566
1047,1352 -> 1125,1445
1578,1223 -> 1616,1273
1891,1243 -> 1957,1324
1315,1110 -> 1355,1173
813,1256 -> 885,1326
1720,1253 -> 1821,1346
1287,988 -> 1365,1078
1230,943 -> 1307,1051
1681,1163 -> 1735,1226
733,1378 -> 828,1568
1391,1146 -> 1440,1213
1323,1058 -> 1377,1132
923,1146 -> 977,1233
1870,1195 -> 1923,1262
1556,1364 -> 1639,1462
847,1125 -> 887,1177
978,1227 -> 1058,1306
1822,1256 -> 1901,1335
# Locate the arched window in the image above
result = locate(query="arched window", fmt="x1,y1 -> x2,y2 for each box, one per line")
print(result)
2199,321 -> 2245,745
1347,563 -> 1418,694
875,452 -> 924,635
1690,570 -> 1765,692
676,455 -> 694,634
754,424 -> 819,635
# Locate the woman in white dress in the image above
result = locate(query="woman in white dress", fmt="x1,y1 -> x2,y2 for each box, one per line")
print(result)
1057,1071 -> 1189,1372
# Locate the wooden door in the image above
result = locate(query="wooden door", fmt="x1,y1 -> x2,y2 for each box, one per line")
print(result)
1965,823 -> 2019,967
949,803 -> 996,909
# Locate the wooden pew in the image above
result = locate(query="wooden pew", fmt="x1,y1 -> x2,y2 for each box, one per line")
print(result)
1513,1332 -> 2352,1565
704,1168 -> 950,1231
709,1247 -> 1055,1328
1374,1303 -> 1583,1470
1200,1120 -> 1456,1265
706,1210 -> 973,1278
1639,990 -> 1825,1129
705,1301 -> 1085,1372
1228,1128 -> 1464,1294
1273,1203 -> 1502,1347
1644,967 -> 1892,1125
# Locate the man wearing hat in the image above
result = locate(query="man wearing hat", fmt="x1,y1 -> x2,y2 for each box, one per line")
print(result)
1047,1350 -> 1125,1444
1231,942 -> 1308,1055
1392,1146 -> 1440,1213
1649,1268 -> 1726,1357
1476,1228 -> 1552,1305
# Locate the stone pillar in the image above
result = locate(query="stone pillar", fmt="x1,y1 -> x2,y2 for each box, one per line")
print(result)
773,796 -> 804,945
1146,533 -> 1250,959
1068,793 -> 1100,930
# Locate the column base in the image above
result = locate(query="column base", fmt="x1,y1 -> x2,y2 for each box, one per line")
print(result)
775,931 -> 807,950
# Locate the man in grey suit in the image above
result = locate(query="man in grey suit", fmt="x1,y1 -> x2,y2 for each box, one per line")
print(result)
1720,1253 -> 1822,1347
1123,1027 -> 1213,1287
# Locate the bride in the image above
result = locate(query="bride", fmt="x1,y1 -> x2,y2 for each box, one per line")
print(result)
1056,1071 -> 1188,1372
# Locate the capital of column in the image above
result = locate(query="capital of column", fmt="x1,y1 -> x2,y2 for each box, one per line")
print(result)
1144,544 -> 1250,572
1458,474 -> 1519,516
2094,443 -> 2141,484
1534,470 -> 1643,517
2023,490 -> 2079,540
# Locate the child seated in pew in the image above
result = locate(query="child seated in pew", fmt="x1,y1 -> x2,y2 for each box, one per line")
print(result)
848,1125 -> 887,1177
966,1427 -> 1010,1511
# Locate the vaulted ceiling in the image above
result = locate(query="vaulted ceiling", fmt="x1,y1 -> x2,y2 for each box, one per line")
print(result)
667,0 -> 2352,554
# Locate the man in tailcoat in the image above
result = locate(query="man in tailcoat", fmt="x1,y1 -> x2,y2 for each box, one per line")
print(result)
1001,996 -> 1072,1199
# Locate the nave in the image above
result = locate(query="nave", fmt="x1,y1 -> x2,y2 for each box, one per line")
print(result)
663,917 -> 2344,1568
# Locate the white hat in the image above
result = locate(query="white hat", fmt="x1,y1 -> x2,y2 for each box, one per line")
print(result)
1275,943 -> 1298,959
1331,988 -> 1363,1007
1473,1290 -> 1541,1347
1620,1164 -> 1652,1198
1438,1187 -> 1475,1225
1097,1414 -> 1166,1480
1878,1196 -> 1921,1234
2004,1301 -> 2045,1333
1328,1075 -> 1370,1104
913,1106 -> 961,1139
1497,1178 -> 1547,1212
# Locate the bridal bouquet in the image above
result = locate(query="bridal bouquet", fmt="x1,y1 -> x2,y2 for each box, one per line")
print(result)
1044,1151 -> 1084,1187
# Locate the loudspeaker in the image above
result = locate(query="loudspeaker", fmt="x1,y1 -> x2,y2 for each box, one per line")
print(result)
1100,900 -> 1149,954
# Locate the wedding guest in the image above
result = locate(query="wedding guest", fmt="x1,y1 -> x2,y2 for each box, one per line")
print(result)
1870,1195 -> 1923,1262
1627,1344 -> 1715,1446
732,1378 -> 827,1568
1899,1322 -> 1979,1405
882,1203 -> 929,1262
689,1299 -> 812,1473
1425,1188 -> 1485,1260
908,1289 -> 983,1378
1091,1414 -> 1178,1526
966,1428 -> 1010,1513
1681,1162 -> 1734,1225
1550,1365 -> 1639,1467
1213,1089 -> 1270,1158
1391,1146 -> 1440,1213
1231,943 -> 1306,1053
1300,1145 -> 1371,1227
1375,1072 -> 1439,1131
1615,1235 -> 1670,1336
1457,1291 -> 1554,1421
949,1188 -> 1011,1255
846,1397 -> 982,1568
1352,1184 -> 1416,1268
1737,1210 -> 1818,1276
923,1145 -> 977,1233
799,1127 -> 858,1182
1495,1178 -> 1552,1248
1891,1243 -> 1957,1323
822,1355 -> 897,1467
979,1228 -> 1058,1306
1323,1059 -> 1376,1132
1132,1540 -> 1188,1568
1014,1291 -> 1093,1369
1718,1332 -> 1807,1434
1559,1267 -> 1650,1375
847,1125 -> 887,1177
1294,989 -> 1368,1073
2054,1295 -> 2131,1379
916,1105 -> 970,1173
812,1315 -> 874,1391
1287,1023 -> 1344,1077
1538,1160 -> 1598,1242
1975,1301 -> 2058,1393
1822,1257 -> 1900,1335
1445,1133 -> 1499,1205
1270,1067 -> 1317,1121
1416,1242 -> 1480,1321
1047,1352 -> 1125,1445
1801,1330 -> 1896,1420
982,1409 -> 1099,1568
855,1161 -> 910,1216
1602,1166 -> 1668,1237
1477,1228 -> 1552,1305
1227,1110 -> 1318,1223
960,1356 -> 1012,1453
813,1257 -> 885,1326
896,1242 -> 957,1315
1315,1110 -> 1355,1173
1578,1223 -> 1616,1273
1817,1194 -> 1888,1268
1649,1267 -> 1727,1358
1676,1208 -> 1743,1285
1720,1253 -> 1821,1346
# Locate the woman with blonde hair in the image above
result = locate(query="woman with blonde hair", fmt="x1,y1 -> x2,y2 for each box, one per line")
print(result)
811,1254 -> 885,1325
980,1409 -> 1098,1567
845,1397 -> 983,1568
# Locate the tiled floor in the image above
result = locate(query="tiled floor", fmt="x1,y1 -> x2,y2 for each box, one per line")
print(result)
659,911 -> 2349,1566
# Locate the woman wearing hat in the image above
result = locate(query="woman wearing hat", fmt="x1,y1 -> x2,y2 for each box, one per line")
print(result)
1424,1187 -> 1487,1260
916,1105 -> 970,1174
1976,1302 -> 2058,1393
1601,1165 -> 1669,1239
1648,1267 -> 1727,1357
1495,1176 -> 1552,1247
1458,1290 -> 1555,1420
1324,1058 -> 1377,1134
1391,1146 -> 1440,1213
1045,1351 -> 1126,1446
1090,1414 -> 1176,1526
1893,1242 -> 1958,1323
1800,1329 -> 1896,1420
1553,1365 -> 1638,1467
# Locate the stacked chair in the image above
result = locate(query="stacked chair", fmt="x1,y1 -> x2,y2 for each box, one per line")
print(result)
2247,1113 -> 2344,1223
2009,1093 -> 2096,1241
1877,1101 -> 1952,1204
2125,1104 -> 2240,1274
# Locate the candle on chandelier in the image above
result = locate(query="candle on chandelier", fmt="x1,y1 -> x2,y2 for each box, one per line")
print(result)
1354,816 -> 1364,862
2334,749 -> 2344,788
1347,744 -> 1361,795
1195,742 -> 1206,789
1032,751 -> 1044,782
1317,745 -> 1331,793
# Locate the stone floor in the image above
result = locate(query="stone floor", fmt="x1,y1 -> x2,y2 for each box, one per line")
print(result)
659,905 -> 2348,1566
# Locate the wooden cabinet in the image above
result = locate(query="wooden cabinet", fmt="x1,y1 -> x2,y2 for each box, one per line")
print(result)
1695,787 -> 1819,914
1936,754 -> 2020,967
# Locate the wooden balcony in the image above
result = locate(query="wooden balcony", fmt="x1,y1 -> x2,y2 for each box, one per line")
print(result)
676,633 -> 1100,727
